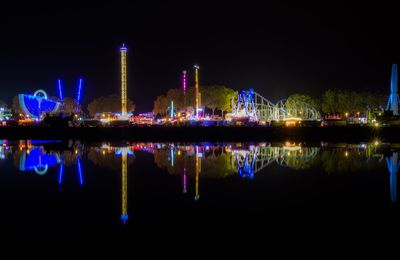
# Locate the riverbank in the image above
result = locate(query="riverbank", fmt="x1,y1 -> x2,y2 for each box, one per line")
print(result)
0,125 -> 397,142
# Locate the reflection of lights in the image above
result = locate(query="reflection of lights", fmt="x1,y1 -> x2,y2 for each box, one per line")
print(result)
77,157 -> 84,186
58,164 -> 63,185
0,147 -> 4,160
121,148 -> 128,224
19,147 -> 60,175
171,148 -> 174,167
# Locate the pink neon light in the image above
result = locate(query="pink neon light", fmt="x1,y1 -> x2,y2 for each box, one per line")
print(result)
182,71 -> 187,95
183,167 -> 187,192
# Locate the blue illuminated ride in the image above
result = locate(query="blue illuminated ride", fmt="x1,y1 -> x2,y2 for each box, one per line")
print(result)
56,78 -> 84,113
386,64 -> 399,115
18,89 -> 61,119
232,89 -> 321,121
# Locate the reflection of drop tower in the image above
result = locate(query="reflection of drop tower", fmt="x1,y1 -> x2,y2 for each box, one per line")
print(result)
120,44 -> 128,117
386,64 -> 399,115
121,151 -> 128,224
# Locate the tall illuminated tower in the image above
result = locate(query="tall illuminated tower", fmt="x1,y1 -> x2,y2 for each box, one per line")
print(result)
182,70 -> 187,107
120,44 -> 128,117
194,65 -> 200,119
387,64 -> 399,115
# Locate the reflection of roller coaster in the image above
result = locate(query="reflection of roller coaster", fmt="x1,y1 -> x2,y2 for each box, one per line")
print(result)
232,89 -> 321,121
233,144 -> 320,179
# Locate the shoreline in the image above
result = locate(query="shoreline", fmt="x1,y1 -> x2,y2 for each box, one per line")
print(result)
0,125 -> 396,142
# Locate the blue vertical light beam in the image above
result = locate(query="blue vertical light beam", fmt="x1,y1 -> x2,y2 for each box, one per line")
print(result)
57,79 -> 63,102
58,164 -> 64,185
77,157 -> 84,186
76,78 -> 83,113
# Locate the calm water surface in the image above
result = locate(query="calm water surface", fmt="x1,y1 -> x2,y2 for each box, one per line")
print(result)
0,140 -> 399,240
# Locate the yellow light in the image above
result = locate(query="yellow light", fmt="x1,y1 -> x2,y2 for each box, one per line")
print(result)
121,45 -> 128,116
345,151 -> 349,157
374,140 -> 380,146
375,122 -> 379,127
345,113 -> 349,117
194,65 -> 200,119
285,120 -> 297,127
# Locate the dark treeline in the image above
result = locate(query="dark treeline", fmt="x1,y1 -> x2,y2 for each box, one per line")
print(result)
153,85 -> 237,117
2,87 -> 388,118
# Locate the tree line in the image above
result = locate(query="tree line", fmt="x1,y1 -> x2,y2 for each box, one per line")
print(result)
287,89 -> 387,116
3,87 -> 388,118
152,85 -> 238,117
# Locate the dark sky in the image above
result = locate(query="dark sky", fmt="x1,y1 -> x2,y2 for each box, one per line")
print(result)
0,1 -> 399,112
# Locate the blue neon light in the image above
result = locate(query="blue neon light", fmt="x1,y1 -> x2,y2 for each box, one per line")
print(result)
77,157 -> 84,186
58,164 -> 64,185
115,148 -> 134,156
171,101 -> 174,118
58,79 -> 63,102
18,93 -> 60,118
171,148 -> 174,167
386,153 -> 399,203
76,78 -> 83,113
121,214 -> 128,224
120,43 -> 128,51
19,147 -> 60,175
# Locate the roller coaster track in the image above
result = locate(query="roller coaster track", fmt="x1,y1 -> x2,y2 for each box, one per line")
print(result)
232,89 -> 321,121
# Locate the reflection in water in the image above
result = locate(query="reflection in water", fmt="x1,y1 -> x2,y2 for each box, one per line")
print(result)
386,152 -> 399,202
0,140 -> 399,224
195,145 -> 201,201
115,147 -> 134,224
19,146 -> 61,175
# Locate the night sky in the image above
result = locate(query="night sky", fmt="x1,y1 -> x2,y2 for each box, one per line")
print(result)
1,1 -> 399,112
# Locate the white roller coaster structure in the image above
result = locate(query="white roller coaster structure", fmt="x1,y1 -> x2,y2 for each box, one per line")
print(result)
232,89 -> 321,121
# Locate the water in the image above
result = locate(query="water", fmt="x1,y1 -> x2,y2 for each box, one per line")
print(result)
0,140 -> 399,241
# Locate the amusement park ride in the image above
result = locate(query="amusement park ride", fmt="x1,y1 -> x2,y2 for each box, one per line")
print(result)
230,88 -> 321,125
3,42 -> 399,127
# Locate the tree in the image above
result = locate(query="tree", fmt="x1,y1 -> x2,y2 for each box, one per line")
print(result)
321,89 -> 386,116
219,86 -> 238,116
12,96 -> 23,114
63,97 -> 79,114
152,85 -> 238,117
153,95 -> 170,116
0,99 -> 7,109
287,94 -> 317,108
87,94 -> 135,117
